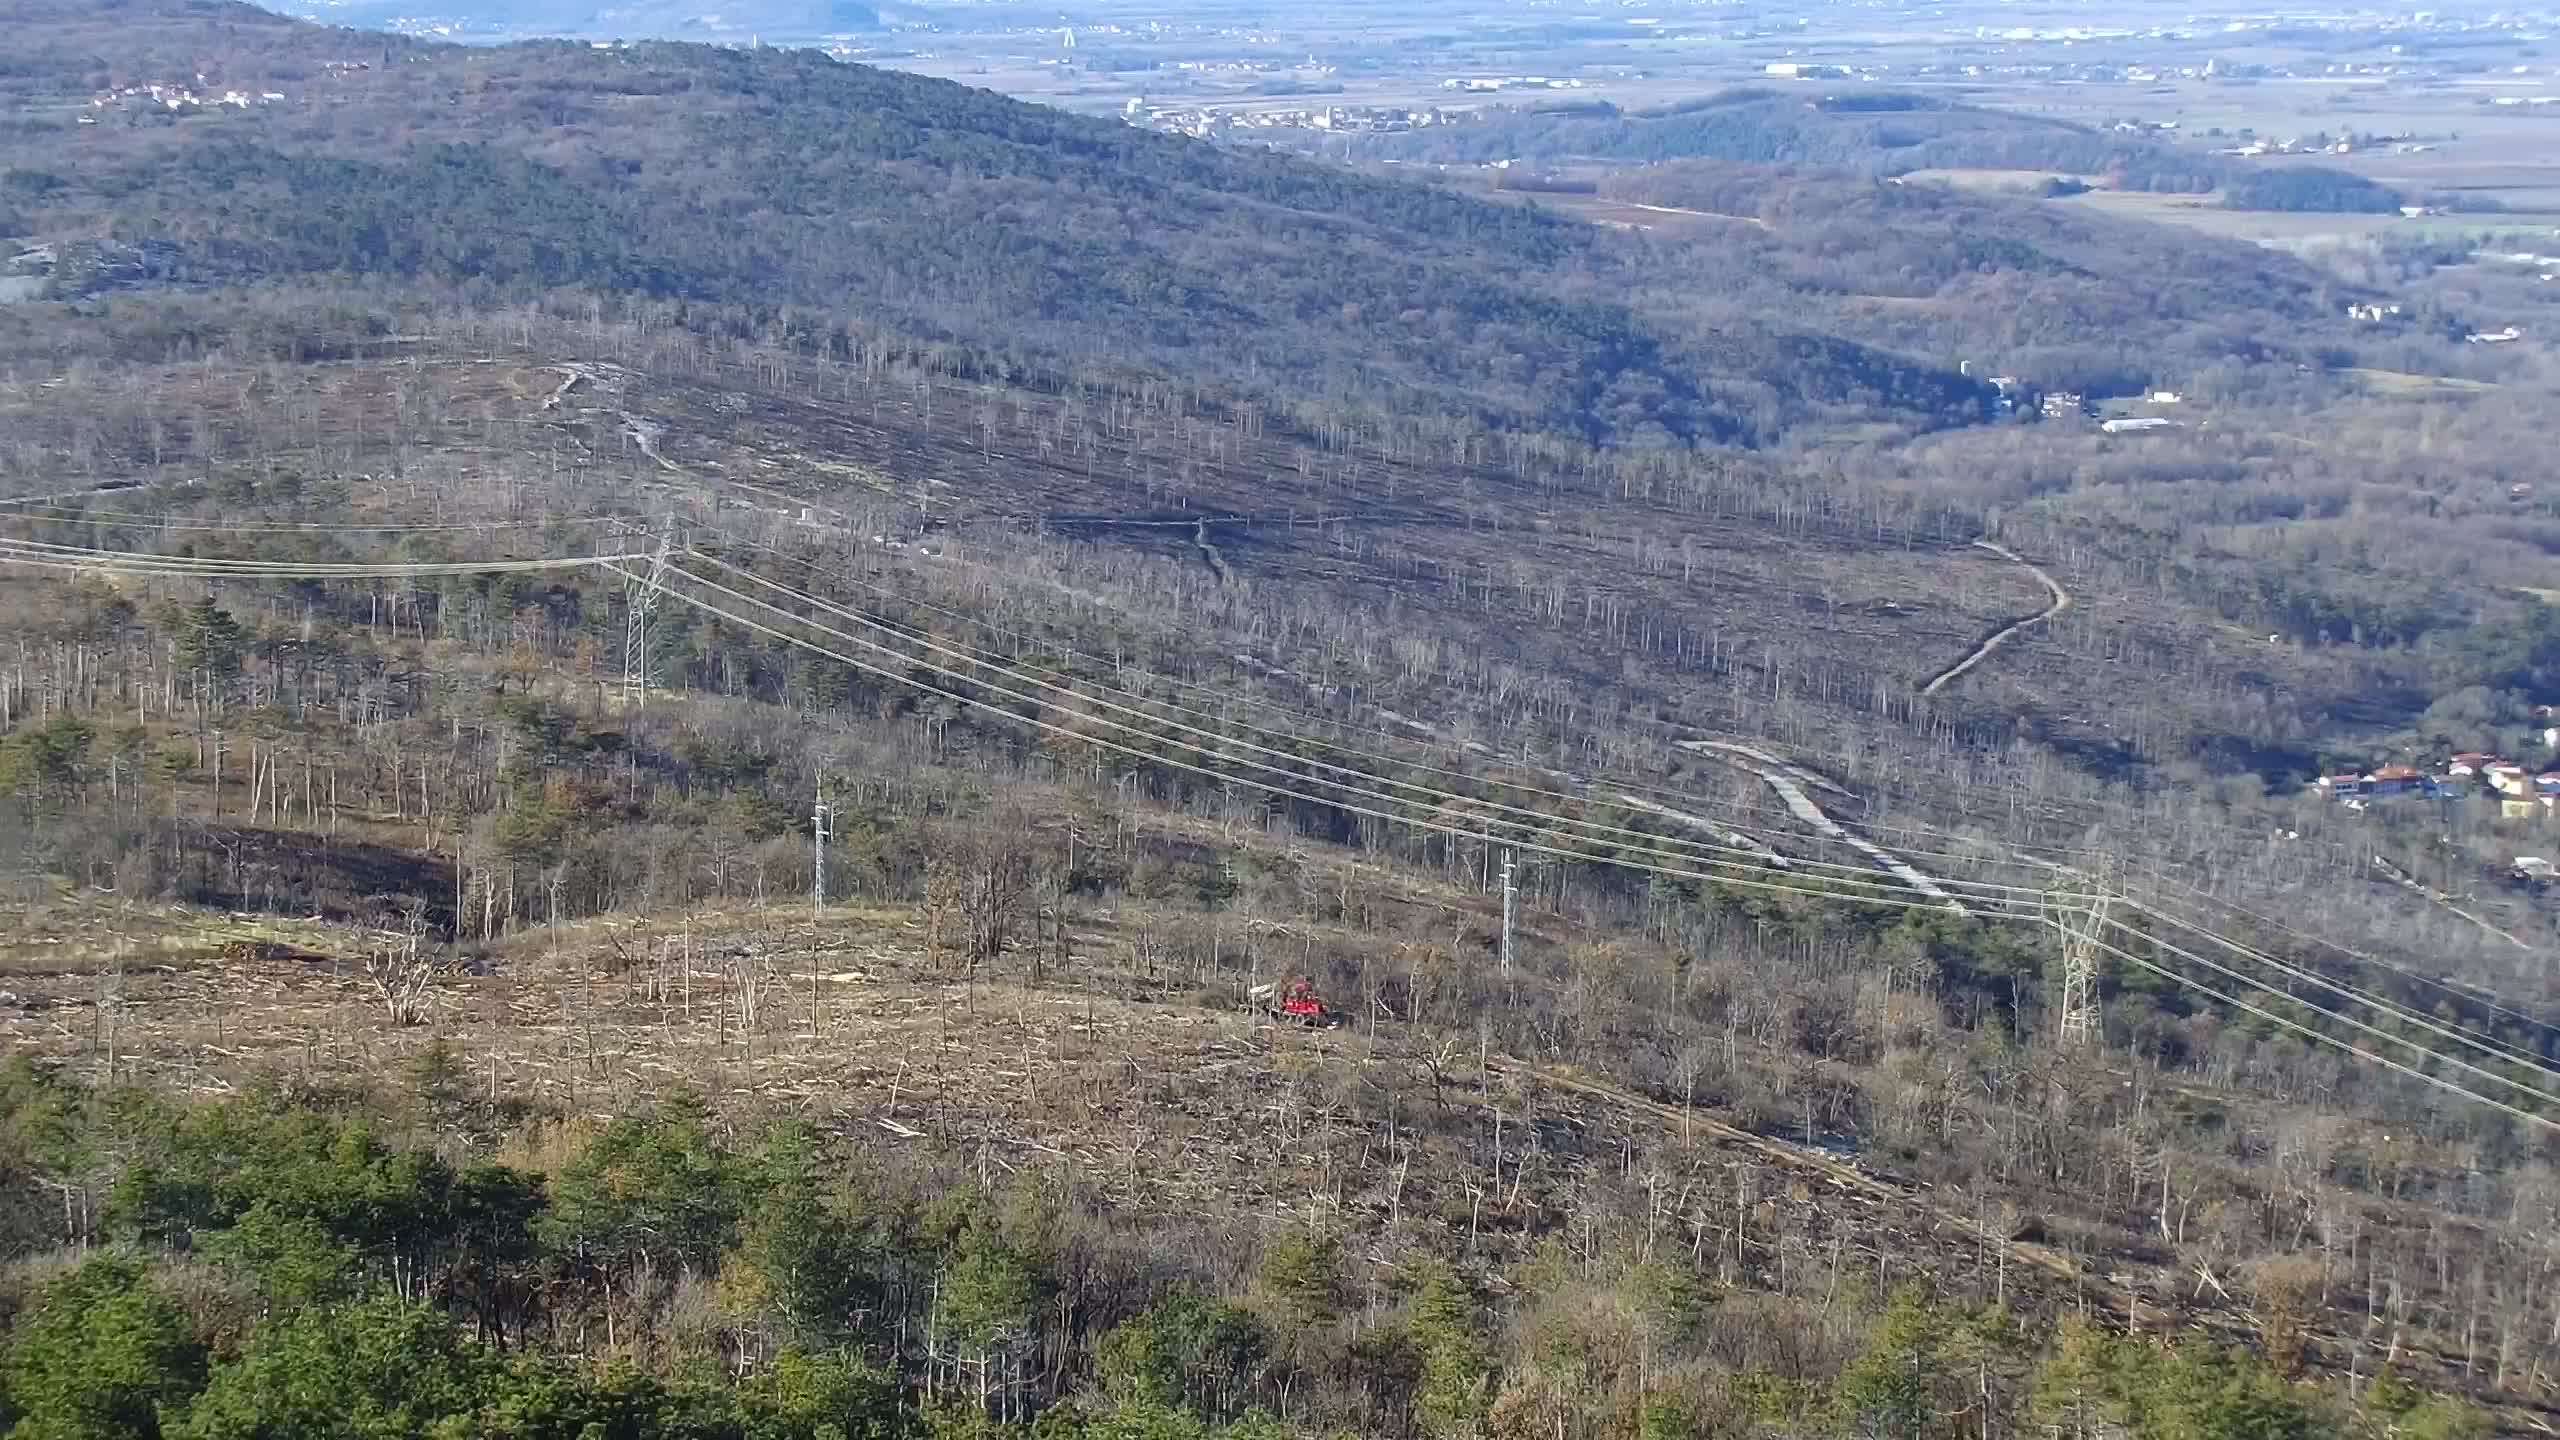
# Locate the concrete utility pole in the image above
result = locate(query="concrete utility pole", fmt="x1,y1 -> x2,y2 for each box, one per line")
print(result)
811,778 -> 835,919
1499,850 -> 1516,979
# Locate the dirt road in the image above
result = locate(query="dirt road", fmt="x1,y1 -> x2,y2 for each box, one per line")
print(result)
1676,741 -> 1969,913
1921,541 -> 2071,696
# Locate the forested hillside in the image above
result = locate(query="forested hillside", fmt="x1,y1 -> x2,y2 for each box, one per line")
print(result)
0,4 -> 1993,447
278,0 -> 883,39
2,0 -> 2560,1435
0,309 -> 2554,1437
1594,161 -> 2349,395
1375,90 -> 2399,211
0,4 -> 2438,448
0,1059 -> 2488,1440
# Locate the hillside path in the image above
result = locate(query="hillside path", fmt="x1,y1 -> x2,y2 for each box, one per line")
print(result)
1609,792 -> 1790,868
1921,541 -> 2071,696
1620,201 -> 1772,229
1675,741 -> 1967,913
2373,855 -> 2539,955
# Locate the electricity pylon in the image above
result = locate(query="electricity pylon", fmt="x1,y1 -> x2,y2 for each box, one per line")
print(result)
622,525 -> 673,705
2051,859 -> 2117,1047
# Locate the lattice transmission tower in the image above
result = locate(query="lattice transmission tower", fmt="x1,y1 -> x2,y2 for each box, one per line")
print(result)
2049,858 -> 2118,1046
622,525 -> 674,705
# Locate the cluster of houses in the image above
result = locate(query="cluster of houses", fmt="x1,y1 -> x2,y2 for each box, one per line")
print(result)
2318,742 -> 2560,819
1970,372 -> 2095,420
2215,129 -> 2435,159
1129,102 -> 1448,139
2342,301 -> 2528,341
1963,367 -> 2196,432
87,82 -> 286,116
2220,137 -> 2357,157
1441,75 -> 1586,93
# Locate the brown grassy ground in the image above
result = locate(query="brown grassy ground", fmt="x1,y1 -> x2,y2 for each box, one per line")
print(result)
0,886 -> 2522,1408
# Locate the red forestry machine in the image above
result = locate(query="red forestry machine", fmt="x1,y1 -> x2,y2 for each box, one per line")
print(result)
1259,976 -> 1343,1027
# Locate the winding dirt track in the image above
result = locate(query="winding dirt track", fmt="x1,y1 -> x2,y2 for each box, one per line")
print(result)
1677,742 -> 1969,914
1191,517 -> 1232,583
1619,201 -> 1773,229
2372,855 -> 2539,955
1920,541 -> 2071,696
1609,791 -> 1791,869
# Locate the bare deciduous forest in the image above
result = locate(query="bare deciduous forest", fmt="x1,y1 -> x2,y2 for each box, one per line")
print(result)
1,3 -> 2558,1438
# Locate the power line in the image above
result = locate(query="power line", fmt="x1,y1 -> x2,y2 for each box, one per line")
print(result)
2099,913 -> 2560,1110
640,549 -> 2560,1131
667,553 -> 2054,909
687,537 -> 2560,1100
0,546 -> 647,579
2121,894 -> 2560,1077
684,550 -> 2055,903
698,526 -> 2111,868
7,528 -> 2546,1128
2082,927 -> 2560,1134
664,557 -> 2006,907
2144,873 -> 2560,1044
653,553 -> 2560,1126
0,503 -> 624,534
0,526 -> 2041,907
612,558 -> 2038,921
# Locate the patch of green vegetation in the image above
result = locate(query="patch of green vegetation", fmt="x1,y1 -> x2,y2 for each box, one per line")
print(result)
0,1062 -> 2482,1440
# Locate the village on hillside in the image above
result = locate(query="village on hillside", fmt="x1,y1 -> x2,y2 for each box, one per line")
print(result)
2315,706 -> 2560,884
2316,739 -> 2560,812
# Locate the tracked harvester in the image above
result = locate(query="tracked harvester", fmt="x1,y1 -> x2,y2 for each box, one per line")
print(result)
1256,976 -> 1343,1028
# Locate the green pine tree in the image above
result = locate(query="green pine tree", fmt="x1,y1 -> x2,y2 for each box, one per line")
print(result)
1255,1233 -> 1341,1331
170,598 -> 244,680
2,1257 -> 206,1440
169,1295 -> 494,1440
1832,1288 -> 1953,1440
1407,1262 -> 1492,1440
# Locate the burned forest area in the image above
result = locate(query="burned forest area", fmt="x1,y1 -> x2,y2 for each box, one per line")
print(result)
4,4 -> 2560,1440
